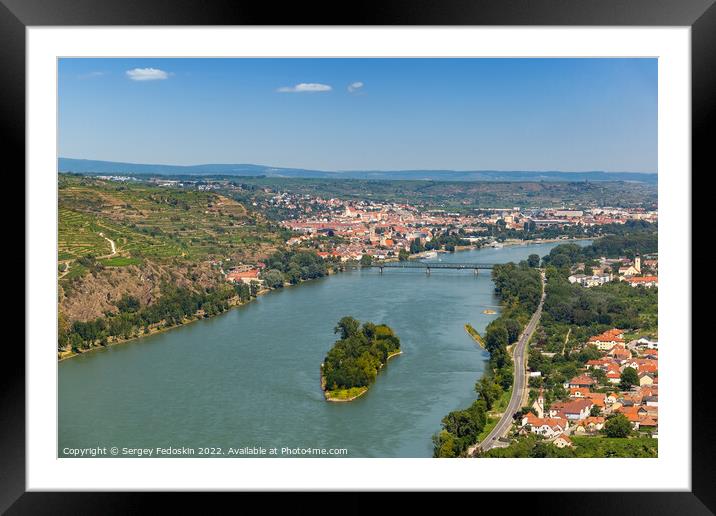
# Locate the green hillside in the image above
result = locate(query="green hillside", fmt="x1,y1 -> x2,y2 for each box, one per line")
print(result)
58,174 -> 286,276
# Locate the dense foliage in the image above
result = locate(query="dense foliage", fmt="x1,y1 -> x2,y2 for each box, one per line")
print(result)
322,317 -> 401,391
542,268 -> 657,331
604,413 -> 633,438
480,435 -> 656,458
432,400 -> 488,457
423,231 -> 472,253
492,263 -> 543,315
262,249 -> 328,286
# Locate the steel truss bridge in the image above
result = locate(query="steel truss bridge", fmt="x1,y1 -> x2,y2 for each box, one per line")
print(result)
368,261 -> 495,274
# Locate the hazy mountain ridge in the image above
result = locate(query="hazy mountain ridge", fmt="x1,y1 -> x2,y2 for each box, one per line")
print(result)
58,158 -> 657,184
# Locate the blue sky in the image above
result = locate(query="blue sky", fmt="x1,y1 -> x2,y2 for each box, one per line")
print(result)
58,58 -> 657,172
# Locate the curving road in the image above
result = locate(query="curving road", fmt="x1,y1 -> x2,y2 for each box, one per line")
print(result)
474,271 -> 546,454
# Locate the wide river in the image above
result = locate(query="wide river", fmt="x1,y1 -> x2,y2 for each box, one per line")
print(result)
59,241 -> 588,457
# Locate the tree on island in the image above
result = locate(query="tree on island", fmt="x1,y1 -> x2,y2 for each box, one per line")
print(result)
334,316 -> 360,340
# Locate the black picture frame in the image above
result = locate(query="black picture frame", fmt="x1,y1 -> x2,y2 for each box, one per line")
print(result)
4,0 -> 710,512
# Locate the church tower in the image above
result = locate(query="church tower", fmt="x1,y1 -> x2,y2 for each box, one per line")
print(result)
635,254 -> 641,273
532,387 -> 545,418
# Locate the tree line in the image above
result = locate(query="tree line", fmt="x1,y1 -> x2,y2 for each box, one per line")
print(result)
58,284 -> 236,352
542,223 -> 657,269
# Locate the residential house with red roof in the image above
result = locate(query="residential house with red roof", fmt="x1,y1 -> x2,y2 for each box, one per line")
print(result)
520,414 -> 569,438
605,370 -> 622,384
553,435 -> 573,448
549,399 -> 594,421
566,375 -> 597,389
624,276 -> 658,288
569,387 -> 591,398
588,329 -> 625,351
572,417 -> 605,435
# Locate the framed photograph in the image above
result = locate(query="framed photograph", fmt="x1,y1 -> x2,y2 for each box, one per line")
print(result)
7,0 -> 711,510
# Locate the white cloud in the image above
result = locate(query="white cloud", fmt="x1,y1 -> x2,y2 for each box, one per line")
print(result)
347,81 -> 364,93
126,68 -> 169,81
277,83 -> 332,93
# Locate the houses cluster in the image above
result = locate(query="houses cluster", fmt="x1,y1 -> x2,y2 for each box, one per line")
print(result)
568,254 -> 658,289
281,201 -> 488,261
520,329 -> 658,447
530,207 -> 657,228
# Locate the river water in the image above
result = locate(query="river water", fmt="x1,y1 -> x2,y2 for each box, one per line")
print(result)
58,241 -> 588,457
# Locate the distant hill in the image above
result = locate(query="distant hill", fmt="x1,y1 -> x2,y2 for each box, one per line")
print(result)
58,158 -> 657,184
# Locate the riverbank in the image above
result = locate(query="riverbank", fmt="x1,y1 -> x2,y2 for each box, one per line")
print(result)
58,292 -> 255,362
58,272 -> 332,362
407,236 -> 591,260
505,236 -> 593,247
321,350 -> 402,402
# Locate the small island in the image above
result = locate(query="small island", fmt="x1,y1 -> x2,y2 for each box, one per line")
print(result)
465,323 -> 486,349
321,316 -> 401,402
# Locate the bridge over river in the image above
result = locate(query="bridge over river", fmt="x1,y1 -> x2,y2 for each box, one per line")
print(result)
368,261 -> 495,274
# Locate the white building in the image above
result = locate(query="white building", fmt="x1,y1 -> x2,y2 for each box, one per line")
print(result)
568,273 -> 611,287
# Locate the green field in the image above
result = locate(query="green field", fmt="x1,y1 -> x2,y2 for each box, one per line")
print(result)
99,256 -> 143,267
570,436 -> 658,458
58,208 -> 114,260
